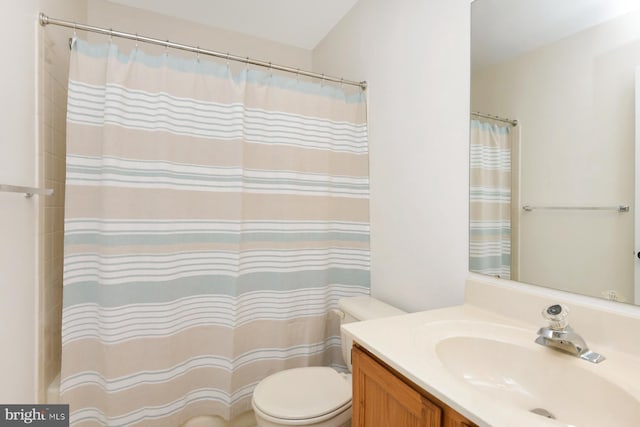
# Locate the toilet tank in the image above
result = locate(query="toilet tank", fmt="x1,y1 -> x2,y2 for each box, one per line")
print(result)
337,296 -> 405,371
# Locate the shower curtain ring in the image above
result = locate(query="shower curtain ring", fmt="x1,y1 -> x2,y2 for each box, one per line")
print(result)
225,52 -> 230,68
73,22 -> 77,38
134,33 -> 139,51
196,46 -> 200,62
108,28 -> 113,44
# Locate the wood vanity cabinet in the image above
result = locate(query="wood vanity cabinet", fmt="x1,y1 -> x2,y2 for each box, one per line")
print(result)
352,344 -> 477,427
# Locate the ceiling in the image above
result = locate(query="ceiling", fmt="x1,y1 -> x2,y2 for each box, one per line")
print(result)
106,0 -> 359,50
107,1 -> 640,64
472,0 -> 640,69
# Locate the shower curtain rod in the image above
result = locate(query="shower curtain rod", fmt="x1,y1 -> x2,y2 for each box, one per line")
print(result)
39,13 -> 367,90
471,111 -> 518,126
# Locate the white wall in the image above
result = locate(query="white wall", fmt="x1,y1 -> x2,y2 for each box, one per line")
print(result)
313,0 -> 471,312
0,0 -> 87,403
0,0 -> 40,403
472,10 -> 640,302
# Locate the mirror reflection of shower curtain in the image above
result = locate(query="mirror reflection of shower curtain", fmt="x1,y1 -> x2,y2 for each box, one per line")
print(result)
469,119 -> 515,279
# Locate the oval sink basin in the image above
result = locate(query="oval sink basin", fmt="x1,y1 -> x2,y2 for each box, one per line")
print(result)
416,320 -> 640,426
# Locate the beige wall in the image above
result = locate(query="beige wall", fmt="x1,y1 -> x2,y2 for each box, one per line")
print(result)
472,11 -> 640,302
84,0 -> 312,72
38,0 -> 89,402
313,0 -> 471,312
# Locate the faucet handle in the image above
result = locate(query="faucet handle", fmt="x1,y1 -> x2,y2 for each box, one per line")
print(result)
542,304 -> 570,330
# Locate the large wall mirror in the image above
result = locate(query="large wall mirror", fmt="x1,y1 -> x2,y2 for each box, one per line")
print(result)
470,0 -> 640,305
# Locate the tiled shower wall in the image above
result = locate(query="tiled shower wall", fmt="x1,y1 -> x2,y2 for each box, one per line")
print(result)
37,27 -> 68,401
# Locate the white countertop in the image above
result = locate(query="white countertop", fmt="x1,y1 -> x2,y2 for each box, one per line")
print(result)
342,303 -> 640,427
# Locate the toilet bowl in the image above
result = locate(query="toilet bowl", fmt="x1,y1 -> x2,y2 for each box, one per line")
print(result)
251,296 -> 405,427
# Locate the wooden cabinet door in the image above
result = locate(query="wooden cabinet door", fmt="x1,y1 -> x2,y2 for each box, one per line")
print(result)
352,345 -> 442,427
443,412 -> 476,427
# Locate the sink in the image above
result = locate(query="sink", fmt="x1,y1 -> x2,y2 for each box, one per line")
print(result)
416,320 -> 640,426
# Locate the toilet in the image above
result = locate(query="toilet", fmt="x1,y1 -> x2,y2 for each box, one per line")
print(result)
251,296 -> 405,427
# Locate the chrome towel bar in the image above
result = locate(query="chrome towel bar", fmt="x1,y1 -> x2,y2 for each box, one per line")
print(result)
0,184 -> 54,198
522,205 -> 629,213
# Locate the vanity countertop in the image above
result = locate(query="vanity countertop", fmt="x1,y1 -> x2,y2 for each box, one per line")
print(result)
343,300 -> 640,427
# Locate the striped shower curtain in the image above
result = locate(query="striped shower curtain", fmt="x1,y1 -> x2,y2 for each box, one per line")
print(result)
61,39 -> 369,426
469,119 -> 512,279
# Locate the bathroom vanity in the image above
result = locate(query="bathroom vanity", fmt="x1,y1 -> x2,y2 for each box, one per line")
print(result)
352,344 -> 475,427
343,274 -> 640,427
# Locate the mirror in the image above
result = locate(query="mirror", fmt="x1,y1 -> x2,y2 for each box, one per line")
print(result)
470,0 -> 640,305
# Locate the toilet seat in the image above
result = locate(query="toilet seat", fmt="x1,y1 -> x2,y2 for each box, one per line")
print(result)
252,367 -> 352,423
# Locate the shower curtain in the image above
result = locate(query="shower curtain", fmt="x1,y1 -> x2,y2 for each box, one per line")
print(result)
61,38 -> 369,426
469,119 -> 512,279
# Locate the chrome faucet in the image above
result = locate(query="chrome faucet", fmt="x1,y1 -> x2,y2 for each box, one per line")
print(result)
534,304 -> 605,364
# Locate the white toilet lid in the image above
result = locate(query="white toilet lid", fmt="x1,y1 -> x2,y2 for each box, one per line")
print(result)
253,367 -> 352,420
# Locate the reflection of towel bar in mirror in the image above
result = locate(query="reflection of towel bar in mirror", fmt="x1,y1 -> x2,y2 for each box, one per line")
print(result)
0,184 -> 54,198
522,205 -> 629,213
